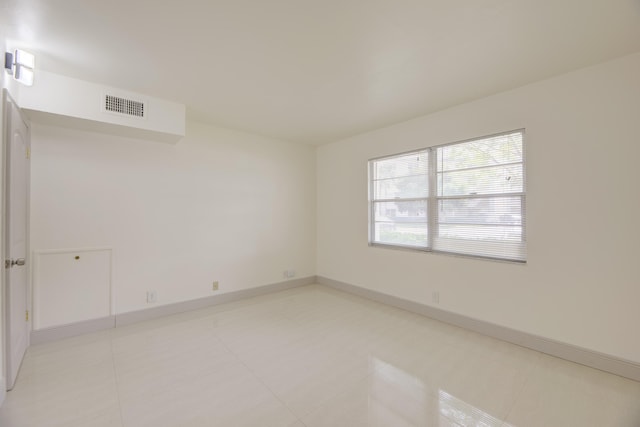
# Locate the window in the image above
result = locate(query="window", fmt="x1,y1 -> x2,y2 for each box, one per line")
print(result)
370,150 -> 430,248
369,130 -> 525,262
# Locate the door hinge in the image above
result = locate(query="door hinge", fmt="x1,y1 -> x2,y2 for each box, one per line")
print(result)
26,310 -> 29,321
26,148 -> 31,159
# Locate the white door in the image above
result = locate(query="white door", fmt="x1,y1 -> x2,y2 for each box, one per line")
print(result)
4,95 -> 29,390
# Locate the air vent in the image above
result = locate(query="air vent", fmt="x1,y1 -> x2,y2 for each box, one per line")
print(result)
104,94 -> 145,118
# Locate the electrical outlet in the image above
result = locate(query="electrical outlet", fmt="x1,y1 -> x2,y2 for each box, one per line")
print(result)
284,269 -> 296,279
212,281 -> 219,291
147,290 -> 157,303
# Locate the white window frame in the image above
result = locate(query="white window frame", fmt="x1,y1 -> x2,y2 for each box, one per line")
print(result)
368,129 -> 526,262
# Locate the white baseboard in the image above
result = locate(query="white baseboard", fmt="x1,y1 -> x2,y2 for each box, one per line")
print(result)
27,273 -> 640,383
30,316 -> 116,345
317,275 -> 640,382
116,276 -> 316,326
29,276 -> 316,343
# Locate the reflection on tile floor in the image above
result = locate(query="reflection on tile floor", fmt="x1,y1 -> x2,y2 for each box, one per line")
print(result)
1,284 -> 639,426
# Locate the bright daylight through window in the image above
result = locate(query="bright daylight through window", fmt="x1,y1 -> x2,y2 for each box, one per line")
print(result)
369,130 -> 525,262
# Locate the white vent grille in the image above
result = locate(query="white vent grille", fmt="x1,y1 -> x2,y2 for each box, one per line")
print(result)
105,94 -> 145,118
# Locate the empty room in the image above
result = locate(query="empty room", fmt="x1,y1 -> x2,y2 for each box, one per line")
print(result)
1,1 -> 639,426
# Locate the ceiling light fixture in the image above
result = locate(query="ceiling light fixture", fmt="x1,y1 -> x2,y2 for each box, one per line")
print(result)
4,49 -> 35,86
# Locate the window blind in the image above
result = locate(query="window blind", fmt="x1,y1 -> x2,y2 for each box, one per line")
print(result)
369,130 -> 526,262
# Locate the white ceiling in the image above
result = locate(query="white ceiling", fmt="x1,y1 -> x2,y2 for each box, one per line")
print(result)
2,0 -> 640,145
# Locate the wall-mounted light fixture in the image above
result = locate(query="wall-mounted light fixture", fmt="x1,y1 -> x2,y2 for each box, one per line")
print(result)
4,49 -> 35,86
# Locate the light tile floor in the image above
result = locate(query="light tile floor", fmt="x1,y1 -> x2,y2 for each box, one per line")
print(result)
1,284 -> 639,426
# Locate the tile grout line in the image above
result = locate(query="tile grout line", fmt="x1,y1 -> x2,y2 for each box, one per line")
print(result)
108,331 -> 128,427
209,324 -> 307,426
498,351 -> 543,426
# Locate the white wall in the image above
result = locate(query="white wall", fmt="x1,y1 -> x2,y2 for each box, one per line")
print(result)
317,53 -> 640,363
30,120 -> 316,316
